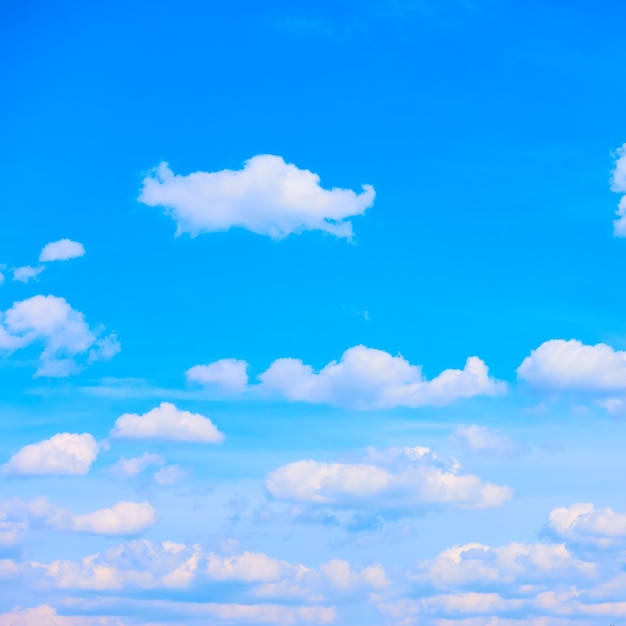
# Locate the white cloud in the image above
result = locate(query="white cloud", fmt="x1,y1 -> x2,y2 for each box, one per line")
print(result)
138,155 -> 375,240
0,295 -> 120,376
549,503 -> 626,547
189,345 -> 505,410
153,464 -> 185,486
320,559 -> 390,591
266,446 -> 512,510
2,433 -> 99,476
611,143 -> 626,237
65,501 -> 156,536
12,265 -> 45,283
186,358 -> 249,391
39,239 -> 86,262
110,402 -> 224,443
451,425 -> 522,456
0,605 -> 126,626
207,551 -> 291,583
113,453 -> 165,477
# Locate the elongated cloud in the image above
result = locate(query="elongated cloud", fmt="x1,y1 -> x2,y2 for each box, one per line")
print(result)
138,155 -> 375,240
612,143 -> 626,236
266,446 -> 512,510
110,402 -> 224,443
39,239 -> 86,262
2,433 -> 99,476
0,605 -> 127,626
0,295 -> 119,376
187,345 -> 505,410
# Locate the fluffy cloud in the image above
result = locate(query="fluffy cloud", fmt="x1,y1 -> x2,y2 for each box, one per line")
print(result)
0,295 -> 120,376
611,143 -> 626,236
138,155 -> 375,240
549,503 -> 626,548
12,265 -> 45,283
39,239 -> 86,262
0,498 -> 156,538
110,402 -> 224,443
451,425 -> 522,456
2,433 -> 99,476
320,559 -> 390,591
188,345 -> 505,410
186,358 -> 249,392
0,605 -> 126,626
266,446 -> 512,510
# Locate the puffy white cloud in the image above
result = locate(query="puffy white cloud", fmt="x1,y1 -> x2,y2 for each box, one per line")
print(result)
186,358 -> 249,391
611,143 -> 626,237
413,541 -> 595,589
518,339 -> 626,392
451,425 -> 522,456
110,402 -> 224,443
138,155 -> 375,240
12,265 -> 45,283
207,551 -> 290,583
266,446 -> 512,510
0,295 -> 120,376
0,605 -> 126,626
549,503 -> 626,547
65,501 -> 156,536
0,497 -> 156,538
113,452 -> 165,477
320,559 -> 390,591
2,433 -> 99,476
189,345 -> 505,410
39,239 -> 86,262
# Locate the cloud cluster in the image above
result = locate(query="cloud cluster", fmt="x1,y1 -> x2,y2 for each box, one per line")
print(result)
0,295 -> 119,376
110,402 -> 224,443
0,605 -> 126,626
266,446 -> 512,511
138,155 -> 375,240
612,143 -> 626,236
188,345 -> 505,410
3,433 -> 99,476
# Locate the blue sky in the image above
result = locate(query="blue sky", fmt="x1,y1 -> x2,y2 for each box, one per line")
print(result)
1,0 -> 626,624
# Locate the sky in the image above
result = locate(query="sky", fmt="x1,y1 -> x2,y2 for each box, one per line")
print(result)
1,0 -> 626,624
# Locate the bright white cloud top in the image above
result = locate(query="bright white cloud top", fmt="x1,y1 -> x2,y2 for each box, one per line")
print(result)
266,446 -> 512,510
612,143 -> 626,236
110,402 -> 225,443
188,345 -> 505,409
39,238 -> 86,262
138,155 -> 375,240
549,502 -> 626,547
0,295 -> 120,376
2,433 -> 99,476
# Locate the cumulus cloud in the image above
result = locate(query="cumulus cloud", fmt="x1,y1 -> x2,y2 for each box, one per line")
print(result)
188,345 -> 505,410
611,143 -> 626,236
138,155 -> 375,240
0,295 -> 120,376
0,497 -> 156,538
266,446 -> 512,511
12,265 -> 45,283
0,605 -> 126,626
186,358 -> 249,392
517,339 -> 626,412
39,239 -> 86,262
549,503 -> 626,548
110,402 -> 224,443
2,433 -> 99,476
451,425 -> 523,456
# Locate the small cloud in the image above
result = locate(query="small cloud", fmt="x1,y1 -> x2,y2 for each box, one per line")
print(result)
66,501 -> 157,535
138,155 -> 375,241
39,238 -> 86,262
154,464 -> 185,486
113,452 -> 165,477
186,358 -> 249,392
12,265 -> 45,283
451,424 -> 525,457
2,433 -> 99,476
110,402 -> 225,444
611,143 -> 626,237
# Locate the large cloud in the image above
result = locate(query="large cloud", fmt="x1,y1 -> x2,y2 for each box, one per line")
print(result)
138,155 -> 375,240
266,446 -> 512,510
611,143 -> 626,236
0,295 -> 119,376
39,239 -> 86,262
187,345 -> 505,410
110,402 -> 224,443
2,433 -> 99,476
517,339 -> 626,413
